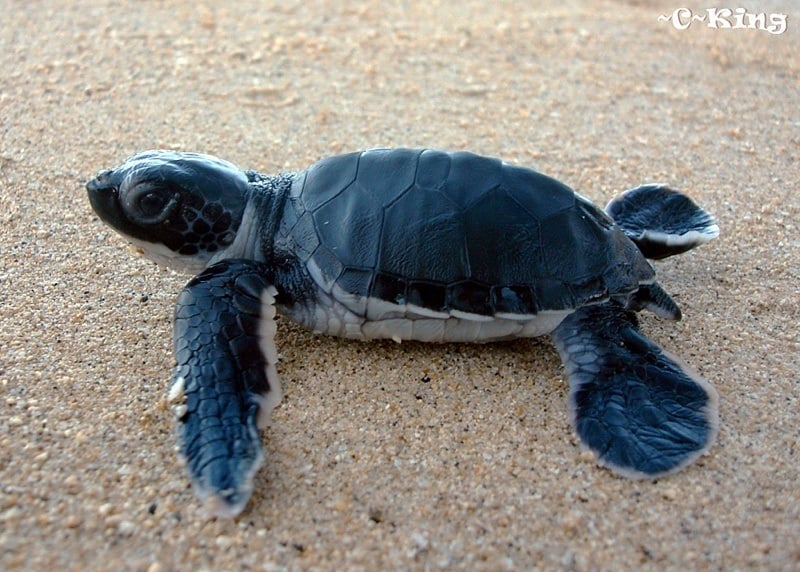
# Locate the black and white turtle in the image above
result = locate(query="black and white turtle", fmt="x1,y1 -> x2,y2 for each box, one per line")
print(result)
86,148 -> 720,518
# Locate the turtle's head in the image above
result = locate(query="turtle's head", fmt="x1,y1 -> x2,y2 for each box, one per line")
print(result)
87,151 -> 249,272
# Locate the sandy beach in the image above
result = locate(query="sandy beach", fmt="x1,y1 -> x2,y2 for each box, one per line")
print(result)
1,0 -> 798,569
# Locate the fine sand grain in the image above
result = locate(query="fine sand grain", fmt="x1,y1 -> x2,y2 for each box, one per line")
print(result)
1,0 -> 798,570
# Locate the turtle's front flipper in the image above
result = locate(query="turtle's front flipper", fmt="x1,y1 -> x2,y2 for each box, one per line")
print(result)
171,259 -> 282,518
605,184 -> 719,259
551,303 -> 718,478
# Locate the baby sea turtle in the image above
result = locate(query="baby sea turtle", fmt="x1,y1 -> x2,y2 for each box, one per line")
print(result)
86,148 -> 720,517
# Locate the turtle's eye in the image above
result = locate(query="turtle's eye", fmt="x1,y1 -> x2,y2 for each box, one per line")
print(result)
139,191 -> 167,217
121,181 -> 180,225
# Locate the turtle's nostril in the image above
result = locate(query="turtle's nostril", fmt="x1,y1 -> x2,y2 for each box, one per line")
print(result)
86,170 -> 114,192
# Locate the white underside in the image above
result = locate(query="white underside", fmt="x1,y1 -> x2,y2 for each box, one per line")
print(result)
638,226 -> 720,247
255,286 -> 283,428
282,258 -> 571,344
118,235 -> 211,274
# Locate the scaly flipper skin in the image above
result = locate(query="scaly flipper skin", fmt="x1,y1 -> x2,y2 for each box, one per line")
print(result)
171,259 -> 281,517
605,184 -> 720,260
551,303 -> 718,477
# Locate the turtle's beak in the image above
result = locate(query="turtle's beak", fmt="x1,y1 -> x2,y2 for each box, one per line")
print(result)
86,169 -> 124,228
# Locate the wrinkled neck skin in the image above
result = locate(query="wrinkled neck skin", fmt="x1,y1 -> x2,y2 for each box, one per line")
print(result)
208,170 -> 293,269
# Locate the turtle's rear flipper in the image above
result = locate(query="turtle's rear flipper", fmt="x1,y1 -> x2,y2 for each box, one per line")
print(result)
551,303 -> 718,478
605,184 -> 719,259
171,260 -> 282,518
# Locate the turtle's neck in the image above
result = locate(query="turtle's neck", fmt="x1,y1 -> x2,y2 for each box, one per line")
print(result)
243,170 -> 294,263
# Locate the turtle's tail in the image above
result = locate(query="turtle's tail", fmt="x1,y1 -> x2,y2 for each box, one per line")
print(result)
605,185 -> 719,260
171,259 -> 283,518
